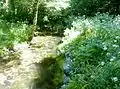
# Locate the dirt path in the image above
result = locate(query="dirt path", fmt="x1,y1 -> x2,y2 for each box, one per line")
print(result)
0,36 -> 61,89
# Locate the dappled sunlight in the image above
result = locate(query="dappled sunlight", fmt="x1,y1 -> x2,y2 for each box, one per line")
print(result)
46,0 -> 70,10
0,0 -> 120,89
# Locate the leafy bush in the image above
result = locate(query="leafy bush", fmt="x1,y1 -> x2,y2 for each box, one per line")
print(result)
62,14 -> 120,89
0,20 -> 32,56
0,0 -> 71,33
38,0 -> 71,33
0,0 -> 35,23
69,0 -> 120,16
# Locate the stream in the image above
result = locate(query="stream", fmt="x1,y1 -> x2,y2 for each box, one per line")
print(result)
0,36 -> 63,89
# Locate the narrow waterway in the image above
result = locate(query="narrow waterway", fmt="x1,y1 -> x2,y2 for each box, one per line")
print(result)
0,36 -> 63,89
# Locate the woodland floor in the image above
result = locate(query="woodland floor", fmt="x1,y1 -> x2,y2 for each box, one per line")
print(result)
0,36 -> 61,89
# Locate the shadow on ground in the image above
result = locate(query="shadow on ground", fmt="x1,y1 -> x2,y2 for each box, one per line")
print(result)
32,55 -> 65,89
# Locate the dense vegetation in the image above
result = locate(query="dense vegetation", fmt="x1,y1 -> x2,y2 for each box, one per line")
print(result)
69,0 -> 120,16
0,0 -> 120,89
0,20 -> 32,55
62,14 -> 120,89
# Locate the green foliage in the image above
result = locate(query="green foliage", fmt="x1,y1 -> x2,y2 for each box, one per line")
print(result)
69,0 -> 120,16
0,20 -> 32,56
0,0 -> 70,33
63,14 -> 120,89
40,9 -> 71,33
1,0 -> 120,33
0,0 -> 35,22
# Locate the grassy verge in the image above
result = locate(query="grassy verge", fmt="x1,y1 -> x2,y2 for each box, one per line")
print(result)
0,20 -> 32,56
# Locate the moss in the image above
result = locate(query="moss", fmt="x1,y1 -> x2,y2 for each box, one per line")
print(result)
52,55 -> 65,86
33,54 -> 65,89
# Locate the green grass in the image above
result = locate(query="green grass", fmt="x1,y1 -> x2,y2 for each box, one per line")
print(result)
0,20 -> 32,56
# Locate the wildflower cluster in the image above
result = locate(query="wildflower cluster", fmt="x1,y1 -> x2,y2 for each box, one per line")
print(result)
61,14 -> 120,89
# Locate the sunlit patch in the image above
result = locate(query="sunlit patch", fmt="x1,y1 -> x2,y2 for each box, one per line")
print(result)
46,0 -> 70,10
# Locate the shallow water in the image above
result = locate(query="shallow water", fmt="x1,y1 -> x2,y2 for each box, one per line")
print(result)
0,36 -> 62,89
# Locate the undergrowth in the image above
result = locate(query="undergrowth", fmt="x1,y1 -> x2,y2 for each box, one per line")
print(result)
0,20 -> 32,56
62,14 -> 120,89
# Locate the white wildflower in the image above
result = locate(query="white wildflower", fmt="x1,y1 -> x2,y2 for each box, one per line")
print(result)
106,52 -> 110,56
43,16 -> 49,22
114,40 -> 117,43
90,75 -> 95,79
64,28 -> 70,36
62,28 -> 81,42
101,61 -> 105,66
110,56 -> 116,61
112,44 -> 119,48
103,45 -> 107,50
115,36 -> 120,39
118,51 -> 120,54
70,29 -> 81,39
58,28 -> 81,53
111,77 -> 118,82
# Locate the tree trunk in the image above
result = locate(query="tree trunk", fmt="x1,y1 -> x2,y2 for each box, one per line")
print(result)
32,0 -> 40,37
